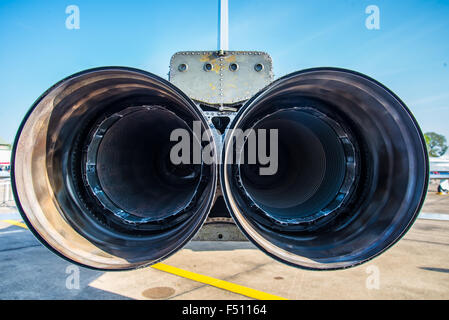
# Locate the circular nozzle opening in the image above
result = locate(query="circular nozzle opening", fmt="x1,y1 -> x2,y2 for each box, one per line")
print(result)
222,68 -> 428,270
85,106 -> 202,223
12,67 -> 216,270
238,108 -> 354,224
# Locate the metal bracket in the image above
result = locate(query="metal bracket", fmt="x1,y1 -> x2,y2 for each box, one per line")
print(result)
169,51 -> 273,106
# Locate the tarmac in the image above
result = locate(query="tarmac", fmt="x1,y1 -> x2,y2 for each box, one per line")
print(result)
0,189 -> 448,300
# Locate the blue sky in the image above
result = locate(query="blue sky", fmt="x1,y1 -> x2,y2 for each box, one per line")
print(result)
0,0 -> 448,144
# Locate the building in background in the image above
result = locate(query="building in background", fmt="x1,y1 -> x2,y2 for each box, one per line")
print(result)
0,137 -> 11,177
430,153 -> 449,194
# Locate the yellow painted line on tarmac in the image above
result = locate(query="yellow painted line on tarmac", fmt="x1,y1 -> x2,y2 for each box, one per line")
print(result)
1,220 -> 28,229
1,219 -> 285,300
151,262 -> 288,300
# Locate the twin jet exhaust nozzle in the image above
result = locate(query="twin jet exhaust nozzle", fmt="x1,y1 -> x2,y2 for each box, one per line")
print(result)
12,53 -> 428,270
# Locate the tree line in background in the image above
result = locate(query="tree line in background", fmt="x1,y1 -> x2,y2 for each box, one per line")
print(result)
424,132 -> 448,157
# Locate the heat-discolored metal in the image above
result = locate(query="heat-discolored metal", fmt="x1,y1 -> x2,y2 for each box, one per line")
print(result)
169,51 -> 273,105
221,67 -> 428,270
12,67 -> 217,270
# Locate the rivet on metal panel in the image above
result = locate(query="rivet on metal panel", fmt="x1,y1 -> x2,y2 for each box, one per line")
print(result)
204,63 -> 213,72
254,63 -> 264,72
178,64 -> 188,72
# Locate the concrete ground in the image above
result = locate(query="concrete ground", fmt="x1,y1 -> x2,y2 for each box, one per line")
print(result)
421,191 -> 449,214
0,190 -> 448,300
